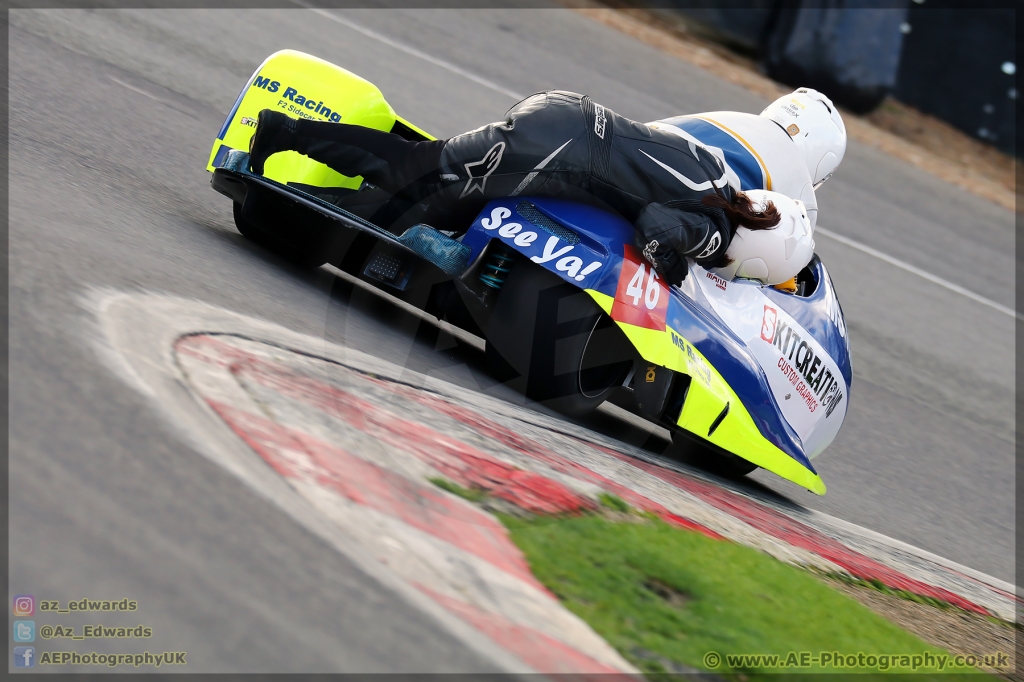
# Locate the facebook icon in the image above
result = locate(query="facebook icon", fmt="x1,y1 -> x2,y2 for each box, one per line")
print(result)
14,646 -> 35,668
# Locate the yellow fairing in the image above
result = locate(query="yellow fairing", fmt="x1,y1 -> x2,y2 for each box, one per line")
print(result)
587,290 -> 826,495
207,50 -> 433,188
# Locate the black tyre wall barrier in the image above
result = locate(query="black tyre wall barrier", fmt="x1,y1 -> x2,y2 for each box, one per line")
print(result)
763,1 -> 910,114
893,6 -> 1017,157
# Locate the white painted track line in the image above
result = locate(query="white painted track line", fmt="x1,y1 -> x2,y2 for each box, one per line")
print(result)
292,3 -> 526,101
109,76 -> 167,104
816,226 -> 1020,320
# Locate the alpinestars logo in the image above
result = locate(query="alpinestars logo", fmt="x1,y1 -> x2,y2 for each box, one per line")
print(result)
460,142 -> 505,199
695,231 -> 721,260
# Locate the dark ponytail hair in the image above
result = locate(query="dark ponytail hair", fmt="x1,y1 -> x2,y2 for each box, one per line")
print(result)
701,191 -> 781,231
698,190 -> 781,269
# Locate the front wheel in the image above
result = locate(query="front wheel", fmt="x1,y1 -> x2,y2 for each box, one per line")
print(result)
670,430 -> 758,478
485,261 -> 634,417
233,202 -> 334,268
232,182 -> 362,269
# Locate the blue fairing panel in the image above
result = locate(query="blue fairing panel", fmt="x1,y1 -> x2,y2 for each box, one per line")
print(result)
664,283 -> 813,471
462,197 -> 840,471
461,197 -> 632,297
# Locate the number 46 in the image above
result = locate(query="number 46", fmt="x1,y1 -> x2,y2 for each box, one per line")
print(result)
627,263 -> 660,310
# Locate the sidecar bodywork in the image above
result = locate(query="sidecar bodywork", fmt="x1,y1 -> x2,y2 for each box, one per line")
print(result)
207,51 -> 851,495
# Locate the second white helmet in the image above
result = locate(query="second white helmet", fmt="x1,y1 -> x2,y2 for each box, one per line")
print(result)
714,189 -> 814,286
761,88 -> 847,189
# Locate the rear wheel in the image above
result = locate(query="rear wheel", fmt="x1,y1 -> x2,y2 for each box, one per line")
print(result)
485,262 -> 633,417
670,430 -> 758,478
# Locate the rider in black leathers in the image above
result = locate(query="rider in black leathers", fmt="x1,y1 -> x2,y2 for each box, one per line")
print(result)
248,90 -> 775,284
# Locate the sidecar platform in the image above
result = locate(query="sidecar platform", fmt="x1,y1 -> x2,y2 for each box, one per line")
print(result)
210,150 -> 470,276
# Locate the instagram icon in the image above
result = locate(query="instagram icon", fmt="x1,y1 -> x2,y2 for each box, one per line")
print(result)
13,595 -> 34,617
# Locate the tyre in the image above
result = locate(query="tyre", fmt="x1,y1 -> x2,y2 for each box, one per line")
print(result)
670,429 -> 758,478
233,188 -> 356,269
485,261 -> 634,417
233,202 -> 332,269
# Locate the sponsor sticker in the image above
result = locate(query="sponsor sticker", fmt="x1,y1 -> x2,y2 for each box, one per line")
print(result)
670,330 -> 712,387
478,206 -> 603,283
759,306 -> 844,418
705,270 -> 728,291
611,245 -> 669,331
250,74 -> 343,123
761,305 -> 777,342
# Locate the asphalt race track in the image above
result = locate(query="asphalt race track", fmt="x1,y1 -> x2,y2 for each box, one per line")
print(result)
9,8 -> 1015,671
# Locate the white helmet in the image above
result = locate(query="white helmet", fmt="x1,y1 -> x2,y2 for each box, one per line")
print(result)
761,88 -> 847,189
714,190 -> 814,286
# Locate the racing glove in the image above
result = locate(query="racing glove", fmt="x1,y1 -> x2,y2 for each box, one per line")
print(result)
633,201 -> 730,286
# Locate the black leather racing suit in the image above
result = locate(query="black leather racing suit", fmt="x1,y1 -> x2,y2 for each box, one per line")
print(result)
277,91 -> 737,283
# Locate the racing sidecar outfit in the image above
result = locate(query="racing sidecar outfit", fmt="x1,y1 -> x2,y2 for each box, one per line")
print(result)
250,91 -> 739,284
648,112 -> 819,229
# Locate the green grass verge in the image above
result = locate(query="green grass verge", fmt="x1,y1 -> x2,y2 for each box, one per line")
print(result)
598,492 -> 631,513
827,573 -> 957,610
499,512 -> 986,679
428,477 -> 487,502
